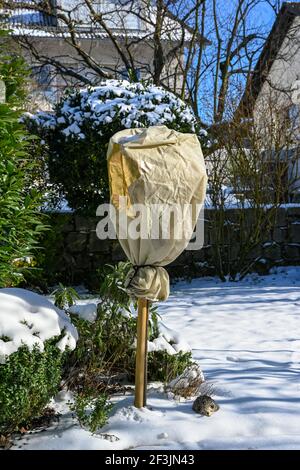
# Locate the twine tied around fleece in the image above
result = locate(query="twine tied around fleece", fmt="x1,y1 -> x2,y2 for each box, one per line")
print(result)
124,265 -> 169,302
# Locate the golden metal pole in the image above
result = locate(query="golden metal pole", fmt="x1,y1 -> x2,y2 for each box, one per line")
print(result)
134,297 -> 149,408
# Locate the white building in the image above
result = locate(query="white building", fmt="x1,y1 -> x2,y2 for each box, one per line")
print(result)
239,2 -> 300,201
2,1 -> 203,108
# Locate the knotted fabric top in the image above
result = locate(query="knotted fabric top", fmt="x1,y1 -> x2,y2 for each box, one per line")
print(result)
107,125 -> 207,301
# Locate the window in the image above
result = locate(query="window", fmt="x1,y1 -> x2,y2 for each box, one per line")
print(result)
30,64 -> 58,105
288,104 -> 300,129
31,65 -> 52,88
97,0 -> 142,30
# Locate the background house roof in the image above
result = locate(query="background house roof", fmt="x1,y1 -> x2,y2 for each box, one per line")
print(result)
239,2 -> 300,117
2,0 -> 56,27
2,0 -> 210,44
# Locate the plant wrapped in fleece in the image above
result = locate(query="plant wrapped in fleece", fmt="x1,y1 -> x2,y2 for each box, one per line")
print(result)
25,80 -> 207,213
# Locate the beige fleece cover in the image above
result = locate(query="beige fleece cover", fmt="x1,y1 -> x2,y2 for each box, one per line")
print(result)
107,125 -> 207,301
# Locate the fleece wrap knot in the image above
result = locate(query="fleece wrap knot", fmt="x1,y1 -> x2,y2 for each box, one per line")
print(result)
124,265 -> 170,302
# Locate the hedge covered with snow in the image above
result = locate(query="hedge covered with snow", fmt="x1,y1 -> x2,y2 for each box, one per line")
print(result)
0,288 -> 78,363
25,80 -> 207,213
0,288 -> 78,435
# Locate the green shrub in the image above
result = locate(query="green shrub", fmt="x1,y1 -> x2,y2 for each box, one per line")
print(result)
66,262 -> 193,388
27,213 -> 73,289
0,340 -> 65,435
53,283 -> 80,310
70,311 -> 193,386
68,293 -> 137,381
70,391 -> 112,433
0,30 -> 47,287
0,36 -> 28,107
148,350 -> 194,383
26,80 -> 207,214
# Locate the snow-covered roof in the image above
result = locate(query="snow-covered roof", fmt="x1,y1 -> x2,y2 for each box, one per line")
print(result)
2,0 -> 204,43
9,25 -> 155,40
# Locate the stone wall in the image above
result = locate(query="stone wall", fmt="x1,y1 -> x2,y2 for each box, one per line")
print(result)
46,206 -> 300,287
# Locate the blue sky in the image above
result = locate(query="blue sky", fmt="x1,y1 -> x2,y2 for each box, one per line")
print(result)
194,0 -> 292,122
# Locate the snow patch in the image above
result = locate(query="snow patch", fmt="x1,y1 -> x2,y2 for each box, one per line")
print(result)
148,321 -> 191,355
69,302 -> 98,322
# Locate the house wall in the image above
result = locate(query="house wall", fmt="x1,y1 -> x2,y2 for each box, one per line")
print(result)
252,16 -> 300,201
58,0 -> 145,30
253,16 -> 300,126
15,34 -> 184,110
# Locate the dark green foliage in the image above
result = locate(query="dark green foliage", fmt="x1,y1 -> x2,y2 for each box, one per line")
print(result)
99,261 -> 133,309
67,262 -> 139,379
52,283 -> 80,310
69,291 -> 137,379
70,391 -> 112,433
0,37 -> 29,107
0,30 -> 47,287
0,340 -> 64,435
0,106 -> 46,286
148,350 -> 194,383
29,213 -> 72,288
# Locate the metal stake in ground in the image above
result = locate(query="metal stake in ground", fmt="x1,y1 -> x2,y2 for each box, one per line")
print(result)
134,298 -> 149,408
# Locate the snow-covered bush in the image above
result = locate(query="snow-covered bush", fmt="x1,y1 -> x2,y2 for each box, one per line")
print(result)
70,305 -> 193,385
25,80 -> 206,213
147,322 -> 194,383
0,288 -> 78,434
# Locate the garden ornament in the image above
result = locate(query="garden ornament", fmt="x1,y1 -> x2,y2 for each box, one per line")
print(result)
192,395 -> 220,416
107,125 -> 207,407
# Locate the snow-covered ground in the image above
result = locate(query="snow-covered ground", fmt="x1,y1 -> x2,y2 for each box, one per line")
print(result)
13,266 -> 300,450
